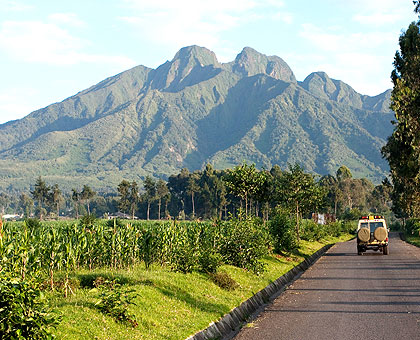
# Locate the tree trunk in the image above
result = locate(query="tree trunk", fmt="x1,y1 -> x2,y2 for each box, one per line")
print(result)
147,202 -> 150,220
158,199 -> 161,220
191,192 -> 195,219
245,194 -> 248,217
334,198 -> 337,217
296,201 -> 300,242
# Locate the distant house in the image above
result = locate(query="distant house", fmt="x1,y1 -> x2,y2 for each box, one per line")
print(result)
106,212 -> 138,220
2,214 -> 21,220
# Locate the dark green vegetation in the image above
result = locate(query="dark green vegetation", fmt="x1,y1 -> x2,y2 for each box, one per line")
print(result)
0,275 -> 60,340
0,216 -> 354,340
0,164 -> 392,221
382,3 -> 420,219
0,46 -> 393,192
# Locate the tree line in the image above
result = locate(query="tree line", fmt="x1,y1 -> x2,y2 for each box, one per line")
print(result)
0,163 -> 391,221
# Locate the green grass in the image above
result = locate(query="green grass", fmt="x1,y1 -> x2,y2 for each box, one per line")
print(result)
49,234 -> 353,340
404,234 -> 420,247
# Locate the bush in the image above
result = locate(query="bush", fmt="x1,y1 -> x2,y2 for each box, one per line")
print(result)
0,275 -> 60,339
405,219 -> 420,235
95,282 -> 138,327
216,216 -> 270,275
79,213 -> 97,227
269,208 -> 298,253
209,272 -> 239,290
198,250 -> 222,274
301,219 -> 326,241
24,218 -> 41,230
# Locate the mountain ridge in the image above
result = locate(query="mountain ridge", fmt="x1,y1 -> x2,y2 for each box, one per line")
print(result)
0,45 -> 393,191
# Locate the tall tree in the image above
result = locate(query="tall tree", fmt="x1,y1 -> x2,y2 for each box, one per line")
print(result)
117,180 -> 131,214
19,193 -> 34,218
186,173 -> 200,219
156,179 -> 169,220
382,4 -> 420,217
71,189 -> 81,219
80,185 -> 96,215
31,176 -> 49,220
277,164 -> 325,241
143,176 -> 156,220
224,162 -> 262,217
50,184 -> 63,218
128,181 -> 139,219
117,180 -> 139,219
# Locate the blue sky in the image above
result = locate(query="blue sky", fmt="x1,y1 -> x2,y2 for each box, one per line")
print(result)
0,0 -> 417,124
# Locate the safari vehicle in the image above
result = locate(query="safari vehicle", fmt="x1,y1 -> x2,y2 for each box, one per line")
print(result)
357,215 -> 389,255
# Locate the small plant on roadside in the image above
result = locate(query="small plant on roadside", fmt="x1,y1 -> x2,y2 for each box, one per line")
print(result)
95,282 -> 138,327
209,272 -> 239,291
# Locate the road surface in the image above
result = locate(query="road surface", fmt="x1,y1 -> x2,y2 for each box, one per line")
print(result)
233,233 -> 420,340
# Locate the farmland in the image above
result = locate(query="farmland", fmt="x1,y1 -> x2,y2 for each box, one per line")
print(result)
0,217 -> 354,339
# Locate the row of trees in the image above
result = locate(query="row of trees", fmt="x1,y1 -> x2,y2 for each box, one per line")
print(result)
382,2 -> 420,219
0,163 -> 392,222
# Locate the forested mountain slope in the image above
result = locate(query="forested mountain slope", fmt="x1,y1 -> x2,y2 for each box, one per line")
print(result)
0,46 -> 393,191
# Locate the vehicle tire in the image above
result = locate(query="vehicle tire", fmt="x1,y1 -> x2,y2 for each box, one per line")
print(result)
383,245 -> 389,255
357,228 -> 370,242
357,246 -> 363,255
374,227 -> 388,242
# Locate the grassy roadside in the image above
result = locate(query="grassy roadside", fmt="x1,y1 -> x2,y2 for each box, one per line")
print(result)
403,234 -> 420,247
50,233 -> 353,340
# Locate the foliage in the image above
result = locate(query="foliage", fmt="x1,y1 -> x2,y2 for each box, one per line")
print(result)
224,162 -> 267,217
118,180 -> 139,219
275,163 -> 326,240
79,213 -> 97,227
269,208 -> 298,252
96,282 -> 138,327
0,275 -> 60,340
209,271 -> 239,290
382,4 -> 420,218
403,218 -> 420,236
216,216 -> 270,274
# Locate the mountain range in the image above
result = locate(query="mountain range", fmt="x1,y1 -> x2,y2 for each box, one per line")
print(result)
0,45 -> 394,192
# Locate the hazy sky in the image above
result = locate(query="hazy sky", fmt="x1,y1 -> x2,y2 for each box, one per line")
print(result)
0,0 -> 417,124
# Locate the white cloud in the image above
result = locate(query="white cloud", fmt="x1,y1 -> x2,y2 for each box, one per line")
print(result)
48,13 -> 86,28
272,11 -> 293,24
299,23 -> 395,53
0,0 -> 33,12
119,0 -> 284,50
295,23 -> 396,95
0,89 -> 37,124
349,0 -> 416,27
0,20 -> 136,68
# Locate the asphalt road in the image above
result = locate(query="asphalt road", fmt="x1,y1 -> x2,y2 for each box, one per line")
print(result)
233,233 -> 420,340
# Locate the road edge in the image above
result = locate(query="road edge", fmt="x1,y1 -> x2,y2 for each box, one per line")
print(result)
185,243 -> 335,340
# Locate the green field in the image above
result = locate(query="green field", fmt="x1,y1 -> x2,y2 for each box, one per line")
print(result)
0,218 -> 353,339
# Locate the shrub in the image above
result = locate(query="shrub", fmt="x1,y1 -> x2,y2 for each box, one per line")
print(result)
301,219 -> 326,241
198,250 -> 222,274
79,213 -> 97,227
24,218 -> 41,230
216,217 -> 270,275
405,219 -> 420,235
209,272 -> 239,290
95,282 -> 138,327
0,275 -> 60,339
269,208 -> 298,253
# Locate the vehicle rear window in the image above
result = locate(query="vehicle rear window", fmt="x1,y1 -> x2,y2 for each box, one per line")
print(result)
370,222 -> 384,231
